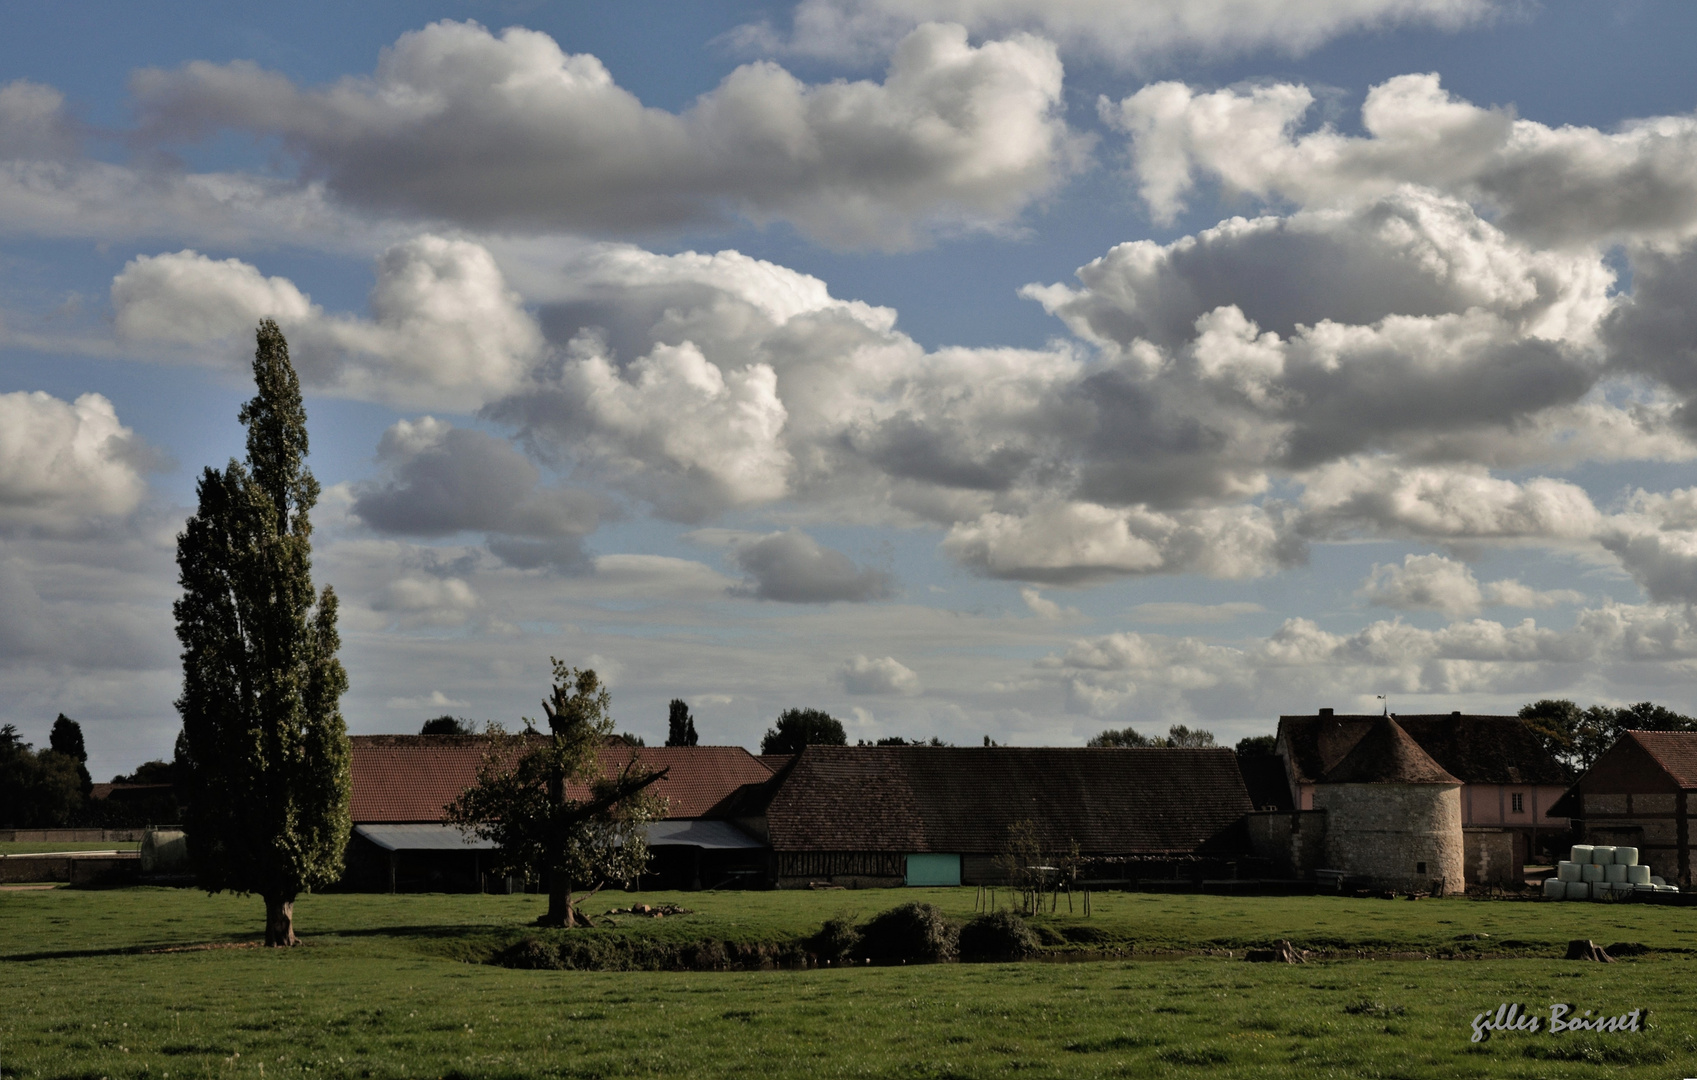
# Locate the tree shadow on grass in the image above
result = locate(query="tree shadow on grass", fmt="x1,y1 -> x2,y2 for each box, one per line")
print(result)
1,923 -> 512,962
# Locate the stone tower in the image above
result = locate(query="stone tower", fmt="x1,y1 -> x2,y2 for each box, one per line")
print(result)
1313,715 -> 1465,895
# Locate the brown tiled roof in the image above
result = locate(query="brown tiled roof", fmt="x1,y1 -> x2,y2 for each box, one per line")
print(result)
1278,713 -> 1567,786
757,754 -> 796,773
763,746 -> 1253,856
1320,717 -> 1461,785
347,736 -> 772,822
1546,729 -> 1697,817
1627,730 -> 1697,788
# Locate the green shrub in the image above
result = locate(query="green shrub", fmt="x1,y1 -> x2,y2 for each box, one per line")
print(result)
810,916 -> 861,962
503,937 -> 563,969
856,902 -> 958,963
959,910 -> 1040,962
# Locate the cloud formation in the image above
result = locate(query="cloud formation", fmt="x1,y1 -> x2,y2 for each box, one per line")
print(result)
129,21 -> 1077,249
840,654 -> 921,694
745,0 -> 1496,68
1358,553 -> 1583,617
0,392 -> 151,535
350,417 -> 601,571
727,529 -> 895,603
111,237 -> 543,409
1109,72 -> 1697,247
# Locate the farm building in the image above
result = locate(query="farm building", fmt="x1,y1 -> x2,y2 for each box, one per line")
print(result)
1308,716 -> 1466,895
1275,709 -> 1569,875
722,745 -> 1258,888
1548,730 -> 1697,889
341,735 -> 772,892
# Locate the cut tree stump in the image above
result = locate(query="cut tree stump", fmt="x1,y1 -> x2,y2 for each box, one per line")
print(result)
1564,939 -> 1614,962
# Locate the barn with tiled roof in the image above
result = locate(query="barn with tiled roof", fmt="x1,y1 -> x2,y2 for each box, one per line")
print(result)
1549,729 -> 1697,889
342,735 -> 773,892
733,745 -> 1256,887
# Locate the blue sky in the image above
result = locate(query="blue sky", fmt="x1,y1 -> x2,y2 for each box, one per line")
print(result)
5,0 -> 1697,781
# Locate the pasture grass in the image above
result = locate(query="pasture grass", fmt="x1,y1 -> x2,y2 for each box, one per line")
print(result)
2,886 -> 1694,1078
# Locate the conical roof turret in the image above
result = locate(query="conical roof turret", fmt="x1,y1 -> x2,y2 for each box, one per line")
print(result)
1320,715 -> 1460,785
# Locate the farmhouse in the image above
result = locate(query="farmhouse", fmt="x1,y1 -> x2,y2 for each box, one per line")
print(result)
335,710 -> 1586,895
723,745 -> 1257,888
1548,730 -> 1697,889
1276,709 -> 1569,874
342,735 -> 771,892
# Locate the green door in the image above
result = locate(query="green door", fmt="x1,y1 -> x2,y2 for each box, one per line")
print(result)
905,854 -> 961,887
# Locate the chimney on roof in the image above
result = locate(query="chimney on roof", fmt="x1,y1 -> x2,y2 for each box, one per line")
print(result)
1319,708 -> 1333,717
1452,710 -> 1461,717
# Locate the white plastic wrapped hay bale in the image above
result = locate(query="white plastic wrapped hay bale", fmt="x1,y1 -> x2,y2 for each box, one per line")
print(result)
1589,882 -> 1609,900
1633,882 -> 1655,893
1543,878 -> 1566,898
1571,844 -> 1594,863
1605,863 -> 1629,883
1581,863 -> 1605,883
1628,865 -> 1651,885
1652,875 -> 1666,886
1614,846 -> 1638,865
1557,861 -> 1582,882
1591,845 -> 1617,864
1566,881 -> 1590,900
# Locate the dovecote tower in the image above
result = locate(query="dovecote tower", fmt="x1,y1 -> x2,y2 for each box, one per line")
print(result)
1314,715 -> 1465,895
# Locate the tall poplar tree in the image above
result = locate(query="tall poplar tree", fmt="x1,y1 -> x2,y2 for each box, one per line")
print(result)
175,319 -> 350,947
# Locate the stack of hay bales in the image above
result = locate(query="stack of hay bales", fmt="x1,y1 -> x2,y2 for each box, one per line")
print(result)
1542,844 -> 1678,900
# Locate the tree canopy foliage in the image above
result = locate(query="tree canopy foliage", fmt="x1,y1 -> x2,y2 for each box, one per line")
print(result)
447,662 -> 668,927
0,725 -> 86,829
1235,734 -> 1278,757
1088,724 -> 1216,748
1520,699 -> 1697,779
665,699 -> 698,747
760,708 -> 847,754
420,715 -> 475,735
174,320 -> 350,947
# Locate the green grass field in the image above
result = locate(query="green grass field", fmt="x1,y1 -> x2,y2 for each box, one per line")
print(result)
2,886 -> 1692,1078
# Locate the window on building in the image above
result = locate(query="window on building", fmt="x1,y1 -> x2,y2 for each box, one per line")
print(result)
1416,861 -> 1427,875
1512,792 -> 1524,813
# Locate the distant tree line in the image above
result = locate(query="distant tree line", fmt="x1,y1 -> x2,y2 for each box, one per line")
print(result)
0,715 -> 182,829
1088,724 -> 1217,748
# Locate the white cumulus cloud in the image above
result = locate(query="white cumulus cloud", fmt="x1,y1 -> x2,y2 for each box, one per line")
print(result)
745,0 -> 1497,68
840,654 -> 921,694
0,392 -> 151,535
130,20 -> 1079,249
111,237 -> 543,410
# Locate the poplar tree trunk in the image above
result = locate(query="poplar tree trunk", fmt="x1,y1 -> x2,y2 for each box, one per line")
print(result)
264,896 -> 297,946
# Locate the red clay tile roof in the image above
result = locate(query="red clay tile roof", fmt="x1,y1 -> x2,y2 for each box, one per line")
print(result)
1320,717 -> 1461,785
1546,729 -> 1697,817
1621,730 -> 1697,788
762,746 -> 1253,856
1278,713 -> 1566,786
347,736 -> 772,822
